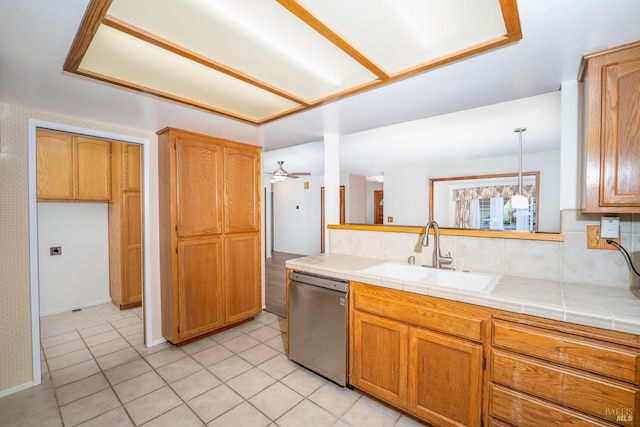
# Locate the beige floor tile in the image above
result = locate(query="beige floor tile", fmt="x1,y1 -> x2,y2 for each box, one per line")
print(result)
113,370 -> 165,403
281,368 -> 326,397
143,404 -> 203,427
125,386 -> 182,426
12,408 -> 63,427
276,319 -> 287,332
221,335 -> 261,353
207,355 -> 252,382
263,334 -> 287,352
60,388 -> 120,426
255,312 -> 281,326
248,325 -> 283,342
171,370 -> 221,402
308,382 -> 360,418
89,337 -> 130,358
125,332 -> 144,346
228,320 -> 264,334
395,414 -> 428,426
238,343 -> 280,366
117,324 -> 142,337
180,337 -> 217,355
249,382 -> 304,420
83,330 -> 121,347
156,357 -> 202,383
341,395 -> 401,427
258,354 -> 298,380
192,345 -> 233,368
226,367 -> 276,399
42,331 -> 81,349
208,401 -> 270,427
144,346 -> 186,369
110,316 -> 141,329
41,322 -> 75,339
96,347 -> 140,370
78,322 -> 114,338
276,399 -> 337,427
47,348 -> 93,372
77,407 -> 133,426
132,340 -> 171,357
55,373 -> 109,406
210,328 -> 244,344
50,359 -> 100,387
188,384 -> 243,423
0,379 -> 58,426
104,358 -> 152,385
43,339 -> 86,359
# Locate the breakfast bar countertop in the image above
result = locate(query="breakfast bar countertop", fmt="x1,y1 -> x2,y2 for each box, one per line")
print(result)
285,253 -> 640,336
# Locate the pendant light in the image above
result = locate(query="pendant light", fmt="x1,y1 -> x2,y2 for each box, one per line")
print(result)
511,127 -> 529,210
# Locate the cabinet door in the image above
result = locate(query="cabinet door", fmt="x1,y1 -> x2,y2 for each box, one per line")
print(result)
351,310 -> 409,407
123,144 -> 142,192
123,192 -> 142,304
177,237 -> 224,340
176,138 -> 223,237
601,58 -> 640,206
74,136 -> 112,200
408,327 -> 483,427
224,146 -> 259,233
36,129 -> 73,200
224,233 -> 261,324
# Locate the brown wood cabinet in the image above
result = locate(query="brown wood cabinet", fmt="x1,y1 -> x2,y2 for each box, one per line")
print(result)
350,282 -> 488,427
36,129 -> 111,201
489,314 -> 640,426
108,143 -> 143,309
580,40 -> 640,212
158,128 -> 261,344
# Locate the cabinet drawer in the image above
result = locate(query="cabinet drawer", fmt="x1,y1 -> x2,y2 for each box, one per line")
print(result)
489,384 -> 618,427
492,320 -> 640,384
492,349 -> 639,425
352,282 -> 486,341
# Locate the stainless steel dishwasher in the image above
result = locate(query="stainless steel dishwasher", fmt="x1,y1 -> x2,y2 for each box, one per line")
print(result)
288,271 -> 349,386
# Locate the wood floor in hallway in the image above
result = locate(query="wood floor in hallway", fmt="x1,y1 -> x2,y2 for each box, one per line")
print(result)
265,251 -> 303,318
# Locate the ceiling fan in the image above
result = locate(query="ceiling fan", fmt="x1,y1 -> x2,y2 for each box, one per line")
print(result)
267,161 -> 311,182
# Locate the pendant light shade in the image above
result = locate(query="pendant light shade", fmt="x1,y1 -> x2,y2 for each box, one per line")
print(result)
512,127 -> 529,210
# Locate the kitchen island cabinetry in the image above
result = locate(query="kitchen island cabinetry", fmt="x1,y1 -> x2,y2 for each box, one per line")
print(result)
158,128 -> 261,344
489,313 -> 640,426
350,281 -> 488,427
36,129 -> 112,201
580,40 -> 640,212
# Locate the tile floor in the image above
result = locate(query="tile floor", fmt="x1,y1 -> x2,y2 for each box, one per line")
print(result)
1,304 -> 424,426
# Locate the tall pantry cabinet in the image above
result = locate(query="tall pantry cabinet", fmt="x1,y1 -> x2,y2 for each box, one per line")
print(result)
157,128 -> 262,344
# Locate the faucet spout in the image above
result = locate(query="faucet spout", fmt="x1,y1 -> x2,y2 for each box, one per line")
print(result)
422,220 -> 453,269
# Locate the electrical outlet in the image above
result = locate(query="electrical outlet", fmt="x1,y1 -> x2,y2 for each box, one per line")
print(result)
387,216 -> 394,223
586,226 -> 618,250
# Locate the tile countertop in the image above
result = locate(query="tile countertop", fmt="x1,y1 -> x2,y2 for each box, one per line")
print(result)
285,253 -> 640,336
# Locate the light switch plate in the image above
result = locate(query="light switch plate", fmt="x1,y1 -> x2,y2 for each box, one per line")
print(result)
586,226 -> 619,250
600,216 -> 620,239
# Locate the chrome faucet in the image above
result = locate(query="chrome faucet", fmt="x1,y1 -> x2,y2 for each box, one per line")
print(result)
422,220 -> 453,269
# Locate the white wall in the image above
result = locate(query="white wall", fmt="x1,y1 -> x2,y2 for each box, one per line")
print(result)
382,151 -> 561,232
37,202 -> 110,315
348,174 -> 366,223
273,175 -> 323,255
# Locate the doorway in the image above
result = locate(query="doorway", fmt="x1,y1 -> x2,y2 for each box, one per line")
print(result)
320,185 -> 345,253
28,119 -> 151,387
374,190 -> 384,224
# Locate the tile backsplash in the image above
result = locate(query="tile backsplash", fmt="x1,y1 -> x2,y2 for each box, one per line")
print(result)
329,210 -> 640,290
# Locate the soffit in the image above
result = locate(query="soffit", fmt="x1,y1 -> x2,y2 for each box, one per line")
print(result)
64,0 -> 521,125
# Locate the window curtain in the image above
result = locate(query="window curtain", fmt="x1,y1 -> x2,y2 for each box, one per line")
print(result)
453,184 -> 535,229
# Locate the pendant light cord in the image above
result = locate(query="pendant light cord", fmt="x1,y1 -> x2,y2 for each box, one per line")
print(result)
606,239 -> 640,277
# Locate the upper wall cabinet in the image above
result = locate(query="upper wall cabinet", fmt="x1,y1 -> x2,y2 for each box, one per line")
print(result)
580,41 -> 640,213
36,129 -> 112,202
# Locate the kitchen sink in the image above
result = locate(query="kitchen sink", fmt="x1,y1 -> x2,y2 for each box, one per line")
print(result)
359,262 -> 500,293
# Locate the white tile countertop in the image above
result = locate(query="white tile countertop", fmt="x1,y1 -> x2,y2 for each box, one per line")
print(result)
285,253 -> 640,335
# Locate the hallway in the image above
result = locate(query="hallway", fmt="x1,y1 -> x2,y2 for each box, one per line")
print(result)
264,251 -> 303,318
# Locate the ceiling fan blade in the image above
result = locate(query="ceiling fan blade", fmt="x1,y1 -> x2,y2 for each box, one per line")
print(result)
289,172 -> 311,176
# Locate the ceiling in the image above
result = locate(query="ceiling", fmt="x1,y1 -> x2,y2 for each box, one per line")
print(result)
64,0 -> 520,125
2,0 -> 640,176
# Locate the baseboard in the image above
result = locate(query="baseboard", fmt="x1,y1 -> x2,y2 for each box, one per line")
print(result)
39,298 -> 113,317
0,381 -> 34,398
